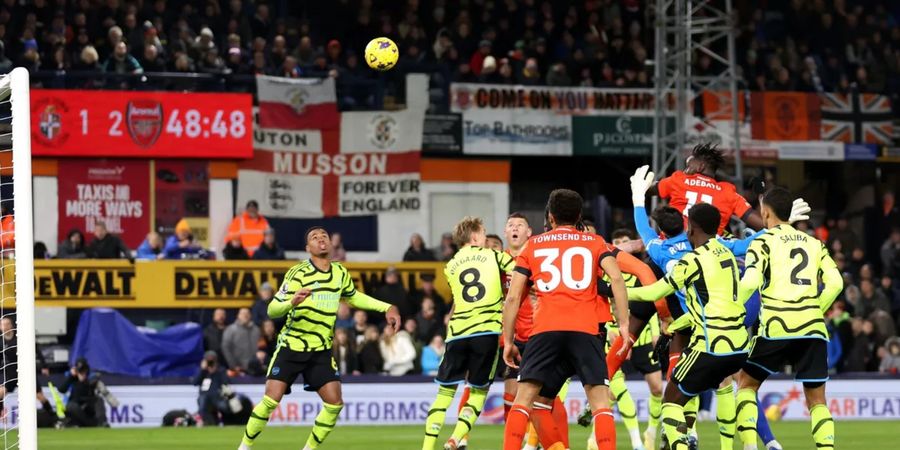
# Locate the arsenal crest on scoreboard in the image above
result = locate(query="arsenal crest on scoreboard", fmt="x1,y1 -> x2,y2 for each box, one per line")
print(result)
126,100 -> 163,147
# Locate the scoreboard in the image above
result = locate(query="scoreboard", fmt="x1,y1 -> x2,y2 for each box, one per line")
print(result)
31,89 -> 253,159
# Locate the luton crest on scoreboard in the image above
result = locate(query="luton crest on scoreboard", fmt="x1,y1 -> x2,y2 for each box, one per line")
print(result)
126,100 -> 163,147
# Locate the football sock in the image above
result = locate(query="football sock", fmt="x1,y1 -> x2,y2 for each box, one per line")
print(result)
450,387 -> 487,444
503,404 -> 531,450
592,407 -> 616,450
661,402 -> 688,449
810,404 -> 834,449
716,384 -> 736,450
458,386 -> 470,414
647,393 -> 663,435
606,333 -> 635,377
551,396 -> 569,448
423,386 -> 456,450
558,378 -> 571,401
533,401 -> 565,449
684,396 -> 699,430
304,401 -> 343,449
667,352 -> 680,381
611,373 -> 641,448
736,388 -> 759,449
756,398 -> 777,445
503,392 -> 514,419
242,395 -> 278,447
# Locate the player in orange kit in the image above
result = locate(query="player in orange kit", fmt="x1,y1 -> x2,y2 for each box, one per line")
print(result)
651,143 -> 764,234
502,189 -> 631,450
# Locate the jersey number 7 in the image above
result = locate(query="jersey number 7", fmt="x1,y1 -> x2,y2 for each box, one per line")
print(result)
534,247 -> 593,292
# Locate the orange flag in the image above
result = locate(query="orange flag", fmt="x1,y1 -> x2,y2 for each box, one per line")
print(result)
750,92 -> 822,141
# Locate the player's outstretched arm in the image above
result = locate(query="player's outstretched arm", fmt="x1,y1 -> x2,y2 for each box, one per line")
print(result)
818,250 -> 844,313
630,165 -> 660,244
719,229 -> 765,257
502,271 -> 528,368
615,250 -> 670,319
626,279 -> 675,302
346,291 -> 400,331
740,209 -> 766,231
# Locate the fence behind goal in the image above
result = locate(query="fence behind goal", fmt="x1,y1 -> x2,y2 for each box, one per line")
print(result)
0,68 -> 36,450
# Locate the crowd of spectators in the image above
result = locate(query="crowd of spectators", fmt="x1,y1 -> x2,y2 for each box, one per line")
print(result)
5,0 -> 899,97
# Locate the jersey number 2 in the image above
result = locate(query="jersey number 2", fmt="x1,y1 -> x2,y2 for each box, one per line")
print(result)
789,248 -> 812,286
683,191 -> 714,215
534,247 -> 593,292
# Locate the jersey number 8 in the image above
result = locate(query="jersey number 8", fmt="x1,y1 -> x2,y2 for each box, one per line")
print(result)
459,268 -> 486,302
534,247 -> 593,292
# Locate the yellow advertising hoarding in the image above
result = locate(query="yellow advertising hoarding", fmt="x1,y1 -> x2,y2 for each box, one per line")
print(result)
4,260 -> 449,308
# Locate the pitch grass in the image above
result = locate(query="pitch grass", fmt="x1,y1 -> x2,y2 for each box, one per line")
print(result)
34,421 -> 886,450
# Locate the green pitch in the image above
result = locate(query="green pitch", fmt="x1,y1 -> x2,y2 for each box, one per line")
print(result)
34,421 -> 892,449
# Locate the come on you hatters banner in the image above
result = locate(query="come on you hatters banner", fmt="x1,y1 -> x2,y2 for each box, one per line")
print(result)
238,76 -> 424,218
450,83 -> 673,155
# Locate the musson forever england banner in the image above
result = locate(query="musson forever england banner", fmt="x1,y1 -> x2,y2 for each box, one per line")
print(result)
238,76 -> 423,218
450,83 -> 671,155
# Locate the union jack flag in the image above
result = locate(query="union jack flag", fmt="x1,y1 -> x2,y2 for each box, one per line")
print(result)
820,92 -> 894,144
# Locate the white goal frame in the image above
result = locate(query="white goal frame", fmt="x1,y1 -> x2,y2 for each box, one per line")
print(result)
8,67 -> 36,450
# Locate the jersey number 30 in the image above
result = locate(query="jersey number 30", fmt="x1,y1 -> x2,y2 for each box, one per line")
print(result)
534,247 -> 593,292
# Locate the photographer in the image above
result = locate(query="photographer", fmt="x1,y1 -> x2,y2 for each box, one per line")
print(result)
61,358 -> 110,427
193,351 -> 230,426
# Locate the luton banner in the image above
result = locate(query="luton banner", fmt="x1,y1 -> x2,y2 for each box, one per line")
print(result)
239,77 -> 423,218
750,91 -> 822,141
57,160 -> 150,248
450,83 -> 672,155
1,260 -> 449,308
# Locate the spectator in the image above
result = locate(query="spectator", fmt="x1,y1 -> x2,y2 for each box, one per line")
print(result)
250,283 -> 275,326
193,351 -> 230,426
222,308 -> 260,374
72,45 -> 101,72
246,349 -> 270,377
61,358 -> 109,427
420,335 -> 444,376
882,228 -> 900,278
136,232 -> 164,260
374,266 -> 415,320
351,309 -> 369,346
225,200 -> 269,257
829,217 -> 859,257
845,318 -> 876,372
379,323 -> 416,376
518,57 -> 541,85
333,328 -> 358,375
103,42 -> 143,74
403,233 -> 436,261
469,39 -> 492,75
164,219 -> 203,259
225,46 -> 247,74
409,274 -> 448,317
357,325 -> 383,374
335,303 -> 353,330
34,242 -> 50,260
857,279 -> 891,318
0,41 -> 11,74
222,234 -> 250,260
140,44 -> 166,72
203,308 -> 228,363
879,337 -> 900,374
257,319 -> 278,357
435,232 -> 457,261
828,301 -> 853,371
57,229 -> 87,259
546,62 -> 572,86
331,232 -> 347,262
413,297 -> 442,344
252,229 -> 285,260
85,222 -> 131,260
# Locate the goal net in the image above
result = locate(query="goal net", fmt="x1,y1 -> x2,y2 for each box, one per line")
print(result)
0,68 -> 36,450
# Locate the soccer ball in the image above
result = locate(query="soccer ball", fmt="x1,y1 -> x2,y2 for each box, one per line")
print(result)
765,404 -> 783,422
365,37 -> 399,71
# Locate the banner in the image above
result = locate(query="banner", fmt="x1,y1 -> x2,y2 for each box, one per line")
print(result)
31,89 -> 252,158
844,143 -> 879,161
256,76 -> 339,130
572,116 -> 673,157
750,91 -> 822,141
3,378 -> 898,428
821,92 -> 894,144
3,260 -> 450,308
422,113 -> 463,154
153,160 -> 210,245
450,83 -> 670,155
57,160 -> 150,248
239,80 -> 423,218
776,141 -> 844,161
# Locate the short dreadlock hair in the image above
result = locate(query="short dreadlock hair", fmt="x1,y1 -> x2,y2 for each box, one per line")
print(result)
691,142 -> 726,173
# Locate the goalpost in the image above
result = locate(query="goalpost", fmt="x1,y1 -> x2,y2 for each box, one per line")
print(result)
0,67 -> 36,449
